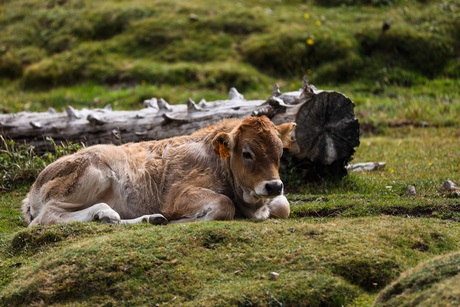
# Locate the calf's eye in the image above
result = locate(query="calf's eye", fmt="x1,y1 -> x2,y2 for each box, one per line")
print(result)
242,151 -> 253,160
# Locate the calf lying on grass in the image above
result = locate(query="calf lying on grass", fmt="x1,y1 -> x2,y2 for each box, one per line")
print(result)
23,116 -> 296,226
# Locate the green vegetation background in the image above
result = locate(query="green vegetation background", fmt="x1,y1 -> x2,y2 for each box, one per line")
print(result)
0,0 -> 460,306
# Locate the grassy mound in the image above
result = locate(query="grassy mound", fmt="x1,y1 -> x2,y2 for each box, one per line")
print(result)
374,251 -> 460,307
1,217 -> 460,306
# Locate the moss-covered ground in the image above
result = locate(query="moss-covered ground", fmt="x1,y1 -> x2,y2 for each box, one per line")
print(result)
1,0 -> 460,305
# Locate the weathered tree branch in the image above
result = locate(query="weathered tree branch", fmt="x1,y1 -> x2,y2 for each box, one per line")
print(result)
1,77 -> 360,177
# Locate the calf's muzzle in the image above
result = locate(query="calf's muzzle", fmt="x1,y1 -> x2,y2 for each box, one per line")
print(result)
265,181 -> 283,196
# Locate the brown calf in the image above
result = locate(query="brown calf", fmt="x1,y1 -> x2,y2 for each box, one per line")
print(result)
23,116 -> 296,226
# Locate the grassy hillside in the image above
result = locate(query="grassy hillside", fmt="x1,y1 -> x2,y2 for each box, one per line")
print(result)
0,0 -> 459,127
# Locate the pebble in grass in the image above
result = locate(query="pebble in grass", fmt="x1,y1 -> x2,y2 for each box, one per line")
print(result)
406,186 -> 416,197
270,272 -> 279,280
441,180 -> 460,197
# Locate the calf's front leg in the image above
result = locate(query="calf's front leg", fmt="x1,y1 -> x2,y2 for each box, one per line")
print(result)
163,188 -> 236,224
121,214 -> 169,225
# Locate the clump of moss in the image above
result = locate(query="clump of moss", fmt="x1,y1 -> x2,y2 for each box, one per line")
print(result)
313,0 -> 391,7
242,26 -> 358,78
374,251 -> 460,306
331,257 -> 401,290
23,49 -> 270,92
356,25 -> 453,77
0,50 -> 22,79
197,9 -> 269,35
10,222 -> 118,254
0,46 -> 44,79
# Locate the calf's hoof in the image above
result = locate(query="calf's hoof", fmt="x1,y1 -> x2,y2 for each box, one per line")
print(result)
149,214 -> 169,226
100,217 -> 118,224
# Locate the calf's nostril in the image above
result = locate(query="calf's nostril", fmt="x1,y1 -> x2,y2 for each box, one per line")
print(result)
265,181 -> 283,195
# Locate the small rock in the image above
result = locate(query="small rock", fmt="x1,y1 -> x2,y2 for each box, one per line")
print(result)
441,180 -> 460,196
441,180 -> 456,193
188,13 -> 198,21
269,272 -> 279,280
406,186 -> 416,197
346,162 -> 386,172
234,270 -> 240,274
382,21 -> 390,32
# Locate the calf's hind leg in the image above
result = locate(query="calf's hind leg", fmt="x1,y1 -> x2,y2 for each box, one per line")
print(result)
29,201 -> 121,226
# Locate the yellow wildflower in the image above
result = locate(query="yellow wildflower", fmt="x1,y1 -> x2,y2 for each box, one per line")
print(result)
316,20 -> 321,26
304,13 -> 310,19
307,39 -> 314,45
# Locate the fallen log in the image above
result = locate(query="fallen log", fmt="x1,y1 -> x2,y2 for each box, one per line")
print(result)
1,77 -> 360,179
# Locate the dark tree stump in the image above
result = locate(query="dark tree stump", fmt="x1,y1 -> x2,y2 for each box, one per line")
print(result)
295,91 -> 360,165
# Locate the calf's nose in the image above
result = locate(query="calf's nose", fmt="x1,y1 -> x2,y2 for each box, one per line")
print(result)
265,181 -> 283,196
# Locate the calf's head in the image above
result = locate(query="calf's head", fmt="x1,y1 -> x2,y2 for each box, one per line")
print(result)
212,116 -> 296,204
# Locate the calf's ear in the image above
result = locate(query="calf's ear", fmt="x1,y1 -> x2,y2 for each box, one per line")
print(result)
212,132 -> 234,159
276,123 -> 296,148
